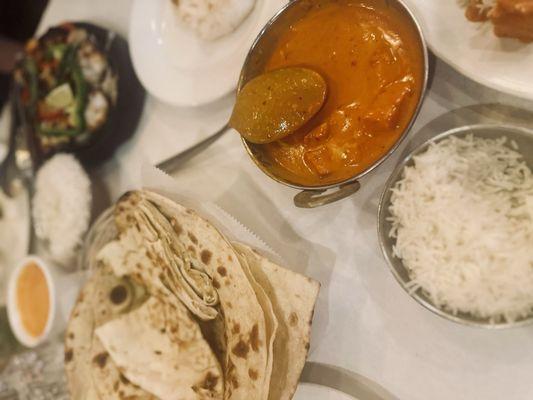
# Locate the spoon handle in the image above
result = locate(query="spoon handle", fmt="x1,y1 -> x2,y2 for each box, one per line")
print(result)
156,123 -> 230,174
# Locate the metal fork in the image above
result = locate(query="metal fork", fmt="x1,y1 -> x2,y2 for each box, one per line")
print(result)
0,84 -> 34,198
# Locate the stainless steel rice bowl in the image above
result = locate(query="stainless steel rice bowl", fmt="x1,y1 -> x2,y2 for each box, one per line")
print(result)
378,124 -> 533,328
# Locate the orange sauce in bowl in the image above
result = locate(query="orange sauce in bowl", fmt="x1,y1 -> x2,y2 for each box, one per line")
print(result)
255,0 -> 425,186
16,262 -> 50,338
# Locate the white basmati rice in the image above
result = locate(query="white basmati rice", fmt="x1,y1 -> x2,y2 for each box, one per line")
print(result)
458,0 -> 496,12
173,0 -> 256,41
477,0 -> 497,11
388,134 -> 533,323
33,154 -> 92,265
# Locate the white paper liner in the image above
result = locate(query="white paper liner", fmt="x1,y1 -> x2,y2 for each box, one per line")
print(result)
140,163 -> 284,265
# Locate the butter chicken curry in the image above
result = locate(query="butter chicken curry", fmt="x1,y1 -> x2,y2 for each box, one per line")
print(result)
249,0 -> 425,186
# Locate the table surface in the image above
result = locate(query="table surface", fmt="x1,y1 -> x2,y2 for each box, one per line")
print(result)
31,1 -> 533,400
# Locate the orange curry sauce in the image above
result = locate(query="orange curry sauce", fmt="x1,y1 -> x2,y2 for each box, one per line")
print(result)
260,0 -> 424,186
17,262 -> 50,338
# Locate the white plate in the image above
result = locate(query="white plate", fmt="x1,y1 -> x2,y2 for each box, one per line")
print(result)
294,383 -> 359,400
129,0 -> 287,107
402,0 -> 533,101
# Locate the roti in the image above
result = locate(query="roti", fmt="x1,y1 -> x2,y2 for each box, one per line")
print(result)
67,190 -> 320,400
96,297 -> 224,400
233,249 -> 278,400
232,243 -> 320,400
66,259 -> 222,400
65,264 -> 155,400
111,191 -> 270,400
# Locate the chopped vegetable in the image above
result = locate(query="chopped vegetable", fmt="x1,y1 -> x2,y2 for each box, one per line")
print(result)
57,44 -> 77,82
45,43 -> 68,61
72,62 -> 87,133
23,58 -> 39,112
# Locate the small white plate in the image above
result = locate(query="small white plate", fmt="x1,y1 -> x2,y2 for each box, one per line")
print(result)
294,383 -> 359,400
129,0 -> 287,107
402,0 -> 533,101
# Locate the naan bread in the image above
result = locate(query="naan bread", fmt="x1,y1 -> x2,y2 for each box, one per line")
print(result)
112,191 -> 270,400
96,297 -> 224,400
232,243 -> 320,400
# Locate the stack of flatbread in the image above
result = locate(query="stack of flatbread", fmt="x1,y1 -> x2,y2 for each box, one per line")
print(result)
65,190 -> 320,400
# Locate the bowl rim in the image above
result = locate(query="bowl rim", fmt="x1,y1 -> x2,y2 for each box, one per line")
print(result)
7,255 -> 56,347
377,123 -> 533,329
238,0 -> 430,191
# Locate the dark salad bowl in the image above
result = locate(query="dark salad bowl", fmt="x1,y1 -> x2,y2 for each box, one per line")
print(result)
13,22 -> 146,169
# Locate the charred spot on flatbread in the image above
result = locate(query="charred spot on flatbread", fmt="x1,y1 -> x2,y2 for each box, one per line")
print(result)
170,218 -> 183,235
289,312 -> 299,327
118,191 -> 142,210
201,372 -> 219,391
232,340 -> 250,358
217,266 -> 227,277
110,285 -> 128,305
231,375 -> 240,389
65,348 -> 74,363
248,368 -> 259,380
213,279 -> 221,289
231,323 -> 240,334
93,352 -> 109,368
119,374 -> 130,385
201,250 -> 212,264
188,232 -> 198,245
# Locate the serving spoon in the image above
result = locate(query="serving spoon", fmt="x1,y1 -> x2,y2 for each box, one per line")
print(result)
157,67 -> 327,172
230,67 -> 327,144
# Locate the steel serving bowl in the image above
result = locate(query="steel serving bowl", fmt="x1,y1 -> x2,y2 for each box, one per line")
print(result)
378,124 -> 533,328
237,0 -> 429,208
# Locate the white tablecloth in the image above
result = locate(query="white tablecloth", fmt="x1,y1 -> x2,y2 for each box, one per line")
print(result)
37,2 -> 533,400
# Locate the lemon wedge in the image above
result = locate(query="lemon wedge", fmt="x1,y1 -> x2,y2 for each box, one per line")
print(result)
45,83 -> 74,109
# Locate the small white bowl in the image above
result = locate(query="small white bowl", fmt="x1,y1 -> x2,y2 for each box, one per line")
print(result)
7,256 -> 57,347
